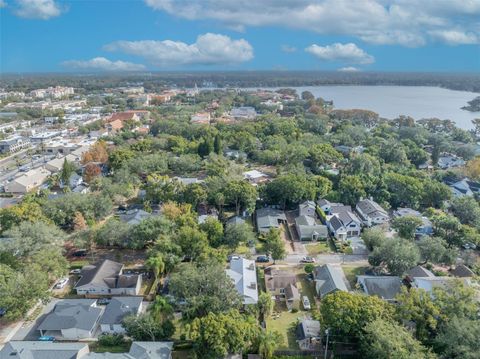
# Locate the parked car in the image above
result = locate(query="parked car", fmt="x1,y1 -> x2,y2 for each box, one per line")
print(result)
97,298 -> 111,305
38,336 -> 55,341
256,255 -> 270,263
72,249 -> 87,257
69,269 -> 81,275
462,242 -> 477,250
302,296 -> 311,310
0,308 -> 6,317
227,255 -> 240,262
300,256 -> 316,263
54,278 -> 69,289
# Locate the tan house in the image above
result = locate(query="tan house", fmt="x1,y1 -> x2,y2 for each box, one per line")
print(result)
264,267 -> 300,310
4,167 -> 51,194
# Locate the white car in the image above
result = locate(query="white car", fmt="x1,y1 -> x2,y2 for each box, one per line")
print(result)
302,296 -> 311,310
54,278 -> 69,289
69,269 -> 81,275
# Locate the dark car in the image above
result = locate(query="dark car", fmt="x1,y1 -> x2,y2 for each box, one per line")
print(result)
72,249 -> 87,257
0,308 -> 6,317
256,255 -> 270,263
97,298 -> 111,305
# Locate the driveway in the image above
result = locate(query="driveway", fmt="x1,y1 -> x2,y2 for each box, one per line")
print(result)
12,299 -> 59,341
283,253 -> 368,266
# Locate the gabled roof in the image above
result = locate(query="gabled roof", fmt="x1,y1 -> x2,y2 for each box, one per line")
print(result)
0,341 -> 88,359
37,299 -> 102,332
128,342 -> 173,359
226,257 -> 258,304
226,216 -> 246,225
295,214 -> 315,226
314,264 -> 349,297
118,209 -> 152,225
264,268 -> 296,292
296,320 -> 321,340
407,265 -> 435,278
256,207 -> 286,231
299,200 -> 316,216
413,277 -> 468,293
75,260 -> 123,288
100,297 -> 143,325
285,283 -> 300,301
450,264 -> 474,278
357,276 -> 402,301
356,199 -> 388,218
328,215 -> 345,231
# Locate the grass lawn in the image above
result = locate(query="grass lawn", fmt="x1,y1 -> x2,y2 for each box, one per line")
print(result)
296,273 -> 317,309
305,241 -> 331,255
89,341 -> 131,353
172,351 -> 193,359
342,265 -> 369,289
266,302 -> 307,350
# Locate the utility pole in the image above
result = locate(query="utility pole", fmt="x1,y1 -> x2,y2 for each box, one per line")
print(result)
324,328 -> 330,359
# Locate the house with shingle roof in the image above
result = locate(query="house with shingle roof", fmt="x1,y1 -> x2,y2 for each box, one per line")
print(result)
75,260 -> 142,296
326,204 -> 362,240
450,264 -> 474,278
357,275 -> 402,302
356,198 -> 389,227
256,207 -> 287,233
99,297 -> 143,334
313,264 -> 349,298
0,341 -> 89,359
37,299 -> 103,340
295,214 -> 328,241
264,267 -> 300,310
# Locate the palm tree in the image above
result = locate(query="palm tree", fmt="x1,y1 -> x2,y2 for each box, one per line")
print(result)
149,296 -> 173,322
145,254 -> 165,281
258,330 -> 280,359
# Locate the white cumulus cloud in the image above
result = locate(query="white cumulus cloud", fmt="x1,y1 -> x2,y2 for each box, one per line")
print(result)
429,30 -> 479,45
13,0 -> 63,19
306,43 -> 374,65
144,0 -> 480,46
103,33 -> 254,67
338,66 -> 360,72
62,57 -> 146,72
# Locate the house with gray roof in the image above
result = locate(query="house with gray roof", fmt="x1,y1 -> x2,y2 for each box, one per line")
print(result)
326,204 -> 361,240
0,341 -> 89,359
356,198 -> 389,227
100,297 -> 143,334
412,276 -> 471,295
256,207 -> 287,233
295,319 -> 321,350
313,264 -> 349,298
446,178 -> 480,198
118,209 -> 152,226
295,214 -> 328,241
357,276 -> 402,302
407,265 -> 435,279
0,341 -> 173,359
298,200 -> 316,217
450,264 -> 474,278
37,299 -> 103,340
393,208 -> 433,237
226,257 -> 258,305
75,260 -> 142,296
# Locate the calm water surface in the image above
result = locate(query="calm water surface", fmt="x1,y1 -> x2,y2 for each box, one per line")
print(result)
264,86 -> 479,130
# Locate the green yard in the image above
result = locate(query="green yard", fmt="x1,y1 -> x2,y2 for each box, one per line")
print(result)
305,241 -> 331,255
342,265 -> 369,289
266,302 -> 306,349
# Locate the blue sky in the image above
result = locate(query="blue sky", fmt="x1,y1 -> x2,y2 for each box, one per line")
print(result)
1,0 -> 479,73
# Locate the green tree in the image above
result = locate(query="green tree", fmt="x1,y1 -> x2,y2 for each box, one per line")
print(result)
224,180 -> 257,215
213,134 -> 222,155
319,291 -> 394,337
149,296 -> 174,323
189,310 -> 259,358
416,236 -> 457,265
392,215 -> 423,240
169,263 -> 242,319
431,215 -> 463,247
200,217 -> 224,247
263,228 -> 286,263
123,313 -> 174,341
434,316 -> 480,359
60,158 -> 76,186
145,254 -> 165,281
395,287 -> 440,343
263,174 -> 316,209
257,292 -> 274,319
362,227 -> 386,251
369,238 -> 420,276
450,196 -> 480,228
362,318 -> 435,359
224,222 -> 256,250
337,175 -> 366,206
258,330 -> 282,359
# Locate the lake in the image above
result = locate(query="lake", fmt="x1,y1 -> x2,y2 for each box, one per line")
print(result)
259,85 -> 479,130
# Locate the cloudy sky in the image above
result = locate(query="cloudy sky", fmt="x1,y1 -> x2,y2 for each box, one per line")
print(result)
1,0 -> 479,72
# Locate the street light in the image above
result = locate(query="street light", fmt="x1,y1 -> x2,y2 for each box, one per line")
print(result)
324,328 -> 330,359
